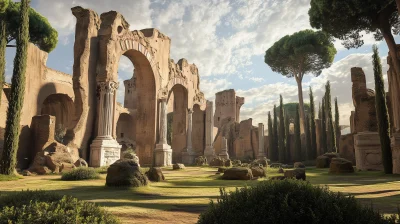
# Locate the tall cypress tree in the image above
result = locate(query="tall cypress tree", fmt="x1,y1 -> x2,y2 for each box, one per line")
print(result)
321,98 -> 327,153
325,81 -> 337,152
309,87 -> 317,159
0,0 -> 30,175
273,105 -> 279,161
284,112 -> 290,163
268,111 -> 274,160
294,104 -> 301,162
305,114 -> 312,160
334,97 -> 340,150
318,102 -> 321,119
278,95 -> 285,162
372,45 -> 392,174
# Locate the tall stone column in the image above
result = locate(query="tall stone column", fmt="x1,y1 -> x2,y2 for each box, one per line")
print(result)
155,98 -> 172,167
204,101 -> 215,162
219,137 -> 229,160
90,81 -> 122,167
182,108 -> 196,164
257,123 -> 266,158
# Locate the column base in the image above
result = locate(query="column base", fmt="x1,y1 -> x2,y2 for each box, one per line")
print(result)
90,137 -> 122,167
204,145 -> 215,163
219,151 -> 229,160
354,132 -> 383,171
155,143 -> 172,167
182,151 -> 199,165
257,153 -> 267,159
391,133 -> 400,174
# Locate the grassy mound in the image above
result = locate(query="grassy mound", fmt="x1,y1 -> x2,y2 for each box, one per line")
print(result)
61,167 -> 100,181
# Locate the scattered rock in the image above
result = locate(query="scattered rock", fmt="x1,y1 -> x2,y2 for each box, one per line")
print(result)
209,157 -> 225,167
240,163 -> 250,168
22,170 -> 32,176
278,167 -> 284,173
232,160 -> 242,166
106,159 -> 148,187
218,167 -> 227,173
60,163 -> 76,172
316,156 -> 330,168
195,156 -> 208,166
74,158 -> 88,167
224,159 -> 232,167
329,158 -> 354,174
146,167 -> 165,182
221,167 -> 253,180
251,166 -> 266,178
294,162 -> 305,168
284,168 -> 306,180
256,157 -> 269,167
173,163 -> 185,170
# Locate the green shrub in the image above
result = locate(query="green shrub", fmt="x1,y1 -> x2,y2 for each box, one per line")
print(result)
0,190 -> 119,223
61,167 -> 100,181
94,166 -> 109,174
198,179 -> 399,224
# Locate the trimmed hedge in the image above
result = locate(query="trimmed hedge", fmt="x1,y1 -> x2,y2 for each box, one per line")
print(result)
0,190 -> 119,223
198,179 -> 399,224
61,167 -> 100,181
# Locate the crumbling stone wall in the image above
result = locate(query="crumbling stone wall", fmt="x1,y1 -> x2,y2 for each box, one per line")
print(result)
214,89 -> 244,129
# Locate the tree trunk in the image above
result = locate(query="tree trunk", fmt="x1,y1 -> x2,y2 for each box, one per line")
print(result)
0,0 -> 30,175
296,77 -> 306,134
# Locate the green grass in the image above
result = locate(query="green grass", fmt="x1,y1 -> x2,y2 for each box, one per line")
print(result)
0,167 -> 399,223
0,174 -> 20,181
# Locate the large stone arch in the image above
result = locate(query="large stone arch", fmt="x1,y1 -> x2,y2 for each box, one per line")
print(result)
90,10 -> 160,166
167,83 -> 189,163
116,112 -> 135,152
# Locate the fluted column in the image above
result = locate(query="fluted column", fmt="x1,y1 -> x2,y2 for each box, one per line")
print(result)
257,123 -> 266,158
186,108 -> 194,153
97,81 -> 118,138
155,98 -> 172,167
158,98 -> 168,145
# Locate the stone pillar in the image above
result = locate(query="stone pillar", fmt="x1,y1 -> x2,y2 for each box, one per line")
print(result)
182,108 -> 196,164
204,101 -> 215,162
219,137 -> 229,160
155,98 -> 172,167
257,123 -> 266,158
90,81 -> 122,167
354,132 -> 383,171
391,133 -> 400,174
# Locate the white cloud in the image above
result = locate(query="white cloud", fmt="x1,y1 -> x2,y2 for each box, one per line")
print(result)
200,77 -> 232,100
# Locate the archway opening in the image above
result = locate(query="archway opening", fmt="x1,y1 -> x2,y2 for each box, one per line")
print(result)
167,84 -> 188,163
116,49 -> 157,165
116,113 -> 135,153
41,94 -> 75,144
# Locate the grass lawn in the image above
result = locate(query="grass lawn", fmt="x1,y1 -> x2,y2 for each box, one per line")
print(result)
0,167 -> 399,224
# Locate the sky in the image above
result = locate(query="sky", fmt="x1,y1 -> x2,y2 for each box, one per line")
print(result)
4,0 -> 396,128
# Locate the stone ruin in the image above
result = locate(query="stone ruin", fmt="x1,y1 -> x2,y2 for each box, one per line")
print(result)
0,6 -> 219,171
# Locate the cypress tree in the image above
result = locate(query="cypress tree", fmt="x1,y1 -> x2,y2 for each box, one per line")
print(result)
309,87 -> 317,159
325,81 -> 337,152
372,45 -> 392,174
0,0 -> 30,175
321,98 -> 327,153
305,114 -> 312,160
294,104 -> 301,162
278,95 -> 285,162
273,105 -> 279,161
284,112 -> 290,163
268,111 -> 274,160
334,97 -> 340,149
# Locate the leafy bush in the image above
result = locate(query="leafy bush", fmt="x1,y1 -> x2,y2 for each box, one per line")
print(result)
61,167 -> 100,181
198,179 -> 399,224
0,190 -> 119,223
94,166 -> 109,174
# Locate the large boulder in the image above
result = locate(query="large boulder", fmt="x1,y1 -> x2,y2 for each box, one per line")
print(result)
284,168 -> 306,180
74,158 -> 88,167
316,156 -> 330,168
173,163 -> 185,170
195,156 -> 208,166
222,167 -> 253,180
329,158 -> 354,174
122,151 -> 140,165
209,157 -> 225,167
294,162 -> 305,168
251,166 -> 266,178
224,159 -> 232,167
106,159 -> 148,187
146,167 -> 165,182
256,157 -> 269,167
232,160 -> 242,167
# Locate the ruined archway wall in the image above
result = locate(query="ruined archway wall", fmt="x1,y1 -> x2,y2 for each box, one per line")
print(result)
192,104 -> 205,155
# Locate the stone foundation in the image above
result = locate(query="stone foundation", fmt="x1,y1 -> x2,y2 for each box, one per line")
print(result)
354,132 -> 383,171
90,138 -> 121,167
391,133 -> 400,174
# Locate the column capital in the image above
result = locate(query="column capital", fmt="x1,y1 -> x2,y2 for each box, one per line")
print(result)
99,81 -> 119,94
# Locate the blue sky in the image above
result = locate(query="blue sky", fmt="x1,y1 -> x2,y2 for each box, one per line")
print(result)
4,0 -> 395,127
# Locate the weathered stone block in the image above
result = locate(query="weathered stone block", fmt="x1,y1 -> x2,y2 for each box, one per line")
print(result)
354,132 -> 383,171
222,167 -> 253,180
